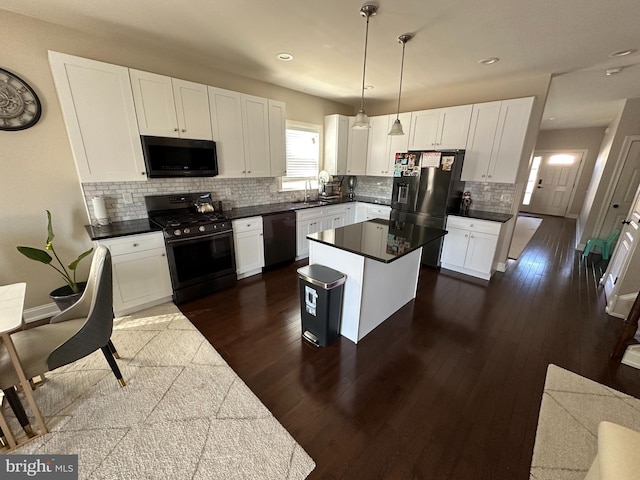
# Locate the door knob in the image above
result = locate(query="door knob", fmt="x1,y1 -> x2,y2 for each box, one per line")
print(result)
613,204 -> 619,208
622,220 -> 631,225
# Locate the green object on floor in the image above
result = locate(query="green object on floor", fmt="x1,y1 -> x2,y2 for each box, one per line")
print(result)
582,229 -> 620,260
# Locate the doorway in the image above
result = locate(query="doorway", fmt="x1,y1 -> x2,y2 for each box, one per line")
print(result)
521,151 -> 584,216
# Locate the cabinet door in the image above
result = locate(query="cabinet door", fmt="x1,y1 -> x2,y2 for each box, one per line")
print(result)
464,231 -> 498,273
172,78 -> 212,140
366,115 -> 393,176
361,222 -> 385,257
296,218 -> 323,258
209,86 -> 246,178
408,109 -> 439,150
324,114 -> 349,176
111,248 -> 173,315
488,97 -> 534,183
387,112 -> 411,166
355,203 -> 369,222
268,99 -> 287,177
345,205 -> 357,225
49,52 -> 147,183
241,94 -> 271,177
234,229 -> 265,275
347,117 -> 369,175
129,69 -> 179,137
440,227 -> 469,268
437,105 -> 472,150
461,101 -> 501,182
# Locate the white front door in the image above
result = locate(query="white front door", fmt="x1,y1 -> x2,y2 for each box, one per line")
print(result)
599,140 -> 640,237
524,151 -> 583,216
604,183 -> 640,300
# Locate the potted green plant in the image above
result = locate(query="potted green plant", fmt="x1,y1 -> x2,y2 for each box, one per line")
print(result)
17,210 -> 93,311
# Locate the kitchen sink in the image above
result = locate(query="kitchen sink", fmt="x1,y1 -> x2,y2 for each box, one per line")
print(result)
291,200 -> 328,206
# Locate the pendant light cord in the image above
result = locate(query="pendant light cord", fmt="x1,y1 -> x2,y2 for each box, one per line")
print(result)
360,13 -> 371,111
395,40 -> 406,121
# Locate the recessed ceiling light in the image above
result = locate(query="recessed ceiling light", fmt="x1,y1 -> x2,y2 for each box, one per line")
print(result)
609,49 -> 637,57
478,57 -> 500,65
547,117 -> 556,121
364,85 -> 374,90
276,53 -> 294,61
606,67 -> 623,76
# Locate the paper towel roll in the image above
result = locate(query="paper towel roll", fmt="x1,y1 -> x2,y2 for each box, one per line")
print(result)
92,196 -> 109,225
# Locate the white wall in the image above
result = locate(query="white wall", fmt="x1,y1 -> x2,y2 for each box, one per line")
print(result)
577,98 -> 640,247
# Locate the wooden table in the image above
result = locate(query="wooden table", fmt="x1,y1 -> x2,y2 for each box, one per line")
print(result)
0,283 -> 47,450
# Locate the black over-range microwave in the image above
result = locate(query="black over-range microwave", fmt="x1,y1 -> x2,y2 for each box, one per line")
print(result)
141,135 -> 218,178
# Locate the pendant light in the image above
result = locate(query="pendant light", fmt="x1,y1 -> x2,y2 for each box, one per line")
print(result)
353,4 -> 378,129
388,33 -> 413,135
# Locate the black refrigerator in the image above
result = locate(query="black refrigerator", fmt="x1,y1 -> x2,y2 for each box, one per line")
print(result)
390,150 -> 465,268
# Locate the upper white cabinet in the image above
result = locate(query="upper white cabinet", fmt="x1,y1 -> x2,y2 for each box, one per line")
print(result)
268,99 -> 287,177
129,69 -> 212,140
324,114 -> 349,176
408,105 -> 472,151
48,51 -> 147,183
461,97 -> 534,183
365,113 -> 411,177
209,86 -> 246,177
210,88 -> 285,178
241,94 -> 271,177
347,117 -> 369,175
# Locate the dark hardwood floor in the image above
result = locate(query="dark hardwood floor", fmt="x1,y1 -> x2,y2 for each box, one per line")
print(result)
181,215 -> 640,479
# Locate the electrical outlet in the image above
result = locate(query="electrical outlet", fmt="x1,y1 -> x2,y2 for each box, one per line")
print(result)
122,192 -> 133,204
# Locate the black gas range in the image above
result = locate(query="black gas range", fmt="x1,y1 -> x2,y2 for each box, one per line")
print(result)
145,192 -> 236,304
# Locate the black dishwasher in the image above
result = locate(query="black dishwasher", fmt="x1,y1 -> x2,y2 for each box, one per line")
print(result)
263,212 -> 297,269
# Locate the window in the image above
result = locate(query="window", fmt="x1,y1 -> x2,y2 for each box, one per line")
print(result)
522,156 -> 542,205
280,121 -> 321,191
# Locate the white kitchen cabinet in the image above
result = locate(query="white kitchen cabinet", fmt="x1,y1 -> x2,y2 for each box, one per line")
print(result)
461,97 -> 534,183
324,114 -> 349,176
366,113 -> 411,176
347,117 -> 369,175
355,203 -> 369,222
322,205 -> 348,230
440,215 -> 503,280
296,207 -> 325,259
241,94 -> 271,177
48,51 -> 147,183
96,232 -> 173,316
345,203 -> 357,225
129,69 -> 212,140
366,115 -> 393,176
232,217 -> 265,279
209,86 -> 246,177
269,99 -> 287,177
364,204 -> 391,220
408,105 -> 472,151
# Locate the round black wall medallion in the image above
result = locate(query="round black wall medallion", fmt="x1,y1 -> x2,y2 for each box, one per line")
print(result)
0,67 -> 42,131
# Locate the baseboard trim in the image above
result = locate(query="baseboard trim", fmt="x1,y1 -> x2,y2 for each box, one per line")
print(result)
23,303 -> 60,323
622,345 -> 640,369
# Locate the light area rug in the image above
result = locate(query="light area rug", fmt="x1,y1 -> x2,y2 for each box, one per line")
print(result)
530,364 -> 640,480
509,215 -> 543,259
2,302 -> 316,480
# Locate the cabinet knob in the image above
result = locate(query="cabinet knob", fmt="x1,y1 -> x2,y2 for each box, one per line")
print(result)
181,129 -> 186,132
174,128 -> 179,132
242,170 -> 246,173
161,253 -> 166,257
133,243 -> 139,247
488,175 -> 492,178
141,172 -> 146,175
247,170 -> 251,173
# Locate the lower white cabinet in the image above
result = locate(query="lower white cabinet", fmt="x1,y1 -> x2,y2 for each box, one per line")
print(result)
363,204 -> 391,221
97,232 -> 173,316
440,215 -> 503,280
232,217 -> 265,279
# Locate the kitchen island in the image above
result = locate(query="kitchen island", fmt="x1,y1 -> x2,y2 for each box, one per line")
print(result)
308,219 -> 446,344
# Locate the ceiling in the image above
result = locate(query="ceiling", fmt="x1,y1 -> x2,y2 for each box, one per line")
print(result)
2,0 -> 639,130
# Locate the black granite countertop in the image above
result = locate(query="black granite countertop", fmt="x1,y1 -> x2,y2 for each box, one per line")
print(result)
225,196 -> 391,220
85,219 -> 161,241
308,218 -> 447,264
451,210 -> 513,223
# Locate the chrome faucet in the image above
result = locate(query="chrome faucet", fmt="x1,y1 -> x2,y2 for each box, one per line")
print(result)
304,178 -> 311,202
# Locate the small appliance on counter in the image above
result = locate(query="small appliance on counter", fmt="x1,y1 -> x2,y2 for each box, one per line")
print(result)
390,150 -> 465,268
145,192 -> 235,304
347,176 -> 357,200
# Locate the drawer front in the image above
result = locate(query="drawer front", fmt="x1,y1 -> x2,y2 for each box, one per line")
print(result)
366,205 -> 391,217
323,204 -> 347,216
232,216 -> 263,233
446,216 -> 501,235
296,206 -> 324,221
98,231 -> 165,256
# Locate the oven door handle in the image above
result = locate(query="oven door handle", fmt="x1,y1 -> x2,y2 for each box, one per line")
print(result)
166,231 -> 231,245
